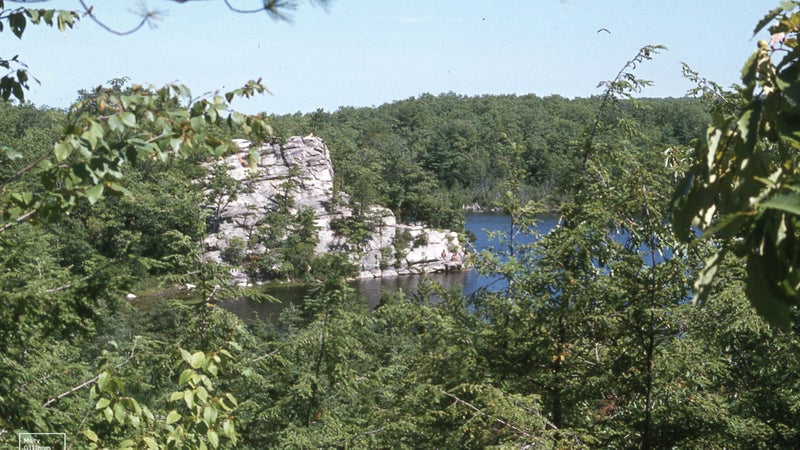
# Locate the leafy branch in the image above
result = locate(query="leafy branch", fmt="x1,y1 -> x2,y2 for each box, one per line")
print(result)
579,44 -> 666,177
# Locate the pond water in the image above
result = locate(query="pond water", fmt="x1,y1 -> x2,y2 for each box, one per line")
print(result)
220,212 -> 560,323
220,211 -> 685,323
217,213 -> 558,321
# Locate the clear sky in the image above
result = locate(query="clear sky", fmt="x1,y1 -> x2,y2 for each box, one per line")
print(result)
12,0 -> 781,115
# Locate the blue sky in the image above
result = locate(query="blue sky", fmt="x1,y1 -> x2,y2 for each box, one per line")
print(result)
13,0 -> 780,114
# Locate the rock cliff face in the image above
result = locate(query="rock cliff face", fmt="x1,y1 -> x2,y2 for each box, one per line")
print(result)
203,136 -> 465,283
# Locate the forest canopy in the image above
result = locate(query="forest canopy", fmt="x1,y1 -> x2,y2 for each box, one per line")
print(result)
268,94 -> 709,228
1,1 -> 800,449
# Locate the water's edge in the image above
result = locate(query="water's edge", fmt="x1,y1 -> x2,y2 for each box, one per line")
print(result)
221,213 -> 558,323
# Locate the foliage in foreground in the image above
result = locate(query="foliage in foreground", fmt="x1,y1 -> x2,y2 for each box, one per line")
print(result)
674,1 -> 800,328
1,1 -> 800,448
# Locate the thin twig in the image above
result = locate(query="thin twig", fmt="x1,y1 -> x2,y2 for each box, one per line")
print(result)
205,284 -> 220,303
0,151 -> 50,193
327,427 -> 386,446
45,271 -> 95,293
244,349 -> 278,365
443,390 -> 545,439
78,0 -> 156,36
0,209 -> 36,234
43,340 -> 139,408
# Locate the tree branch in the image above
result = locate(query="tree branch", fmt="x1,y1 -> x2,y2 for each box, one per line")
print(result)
45,271 -> 95,294
327,427 -> 386,447
443,390 -> 545,440
0,151 -> 49,194
43,339 -> 139,408
78,0 -> 161,36
243,349 -> 278,365
0,209 -> 37,234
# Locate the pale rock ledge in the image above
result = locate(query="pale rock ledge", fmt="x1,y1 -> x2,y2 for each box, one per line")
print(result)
202,136 -> 466,285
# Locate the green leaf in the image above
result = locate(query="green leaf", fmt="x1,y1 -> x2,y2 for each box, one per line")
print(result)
184,389 -> 194,409
207,429 -> 219,448
54,141 -> 72,161
57,10 -> 76,32
777,62 -> 800,107
108,115 -> 124,133
2,145 -> 22,160
81,120 -> 103,147
120,111 -> 137,128
142,436 -> 159,450
222,419 -> 234,436
105,182 -> 132,196
741,51 -> 759,95
142,405 -> 155,422
84,184 -> 105,205
230,111 -> 245,126
97,371 -> 110,392
190,351 -> 205,369
746,255 -> 791,329
190,116 -> 205,131
167,137 -> 182,155
169,391 -> 183,402
26,9 -> 40,23
736,104 -> 762,154
225,393 -> 238,407
103,406 -> 114,423
165,410 -> 181,425
95,397 -> 111,410
82,429 -> 99,443
207,363 -> 218,377
753,6 -> 784,36
11,191 -> 33,207
179,368 -> 194,386
203,405 -> 218,425
196,386 -> 209,403
247,149 -> 258,169
114,402 -> 126,425
761,193 -> 800,215
692,250 -> 724,305
180,348 -> 192,365
9,12 -> 26,38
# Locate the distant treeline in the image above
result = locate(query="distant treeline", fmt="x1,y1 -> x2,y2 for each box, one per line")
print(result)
268,93 -> 710,228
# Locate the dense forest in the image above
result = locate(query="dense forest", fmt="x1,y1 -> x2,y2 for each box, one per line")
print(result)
3,2 -> 800,449
268,93 -> 710,229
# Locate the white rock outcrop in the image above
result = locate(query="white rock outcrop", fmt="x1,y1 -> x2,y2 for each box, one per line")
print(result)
202,136 -> 465,282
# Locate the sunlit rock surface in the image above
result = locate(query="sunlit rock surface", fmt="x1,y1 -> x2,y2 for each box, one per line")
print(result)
203,136 -> 466,283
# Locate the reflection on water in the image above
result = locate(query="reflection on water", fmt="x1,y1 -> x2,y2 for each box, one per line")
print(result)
221,212 -> 558,323
220,271 -> 476,324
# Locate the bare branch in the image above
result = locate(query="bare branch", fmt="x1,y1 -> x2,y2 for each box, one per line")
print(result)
0,151 -> 49,194
218,0 -> 330,21
443,390 -> 546,440
78,0 -> 164,36
224,0 -> 294,16
0,209 -> 36,234
45,271 -> 95,294
243,349 -> 278,365
205,283 -> 220,303
43,339 -> 139,408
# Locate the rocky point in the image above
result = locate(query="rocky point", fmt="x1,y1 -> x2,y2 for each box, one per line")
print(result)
202,136 -> 466,285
